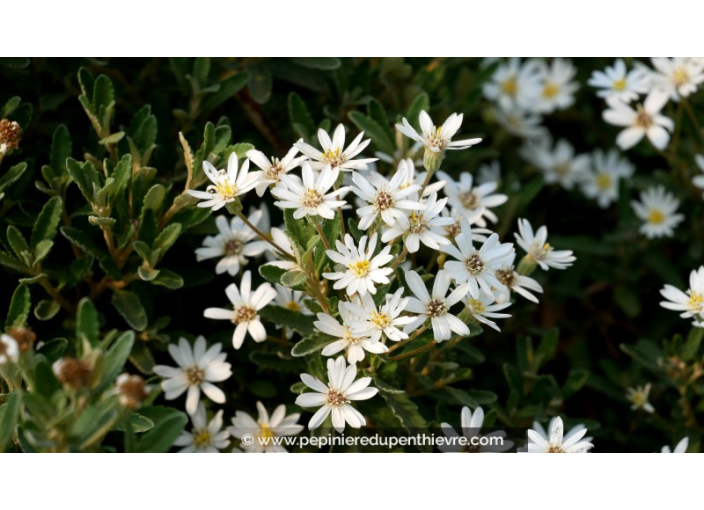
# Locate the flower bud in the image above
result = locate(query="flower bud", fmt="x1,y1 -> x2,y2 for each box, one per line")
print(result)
53,357 -> 93,389
423,148 -> 444,174
0,119 -> 22,155
115,373 -> 149,409
6,326 -> 36,353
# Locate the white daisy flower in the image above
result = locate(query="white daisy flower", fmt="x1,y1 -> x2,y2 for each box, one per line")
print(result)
273,284 -> 311,339
514,218 -> 576,270
381,193 -> 454,253
153,336 -> 232,415
588,59 -> 650,102
439,406 -> 514,453
493,105 -> 547,139
294,124 -> 376,172
296,356 -> 378,433
247,147 -> 307,197
173,402 -> 230,453
603,89 -> 674,151
345,288 -> 414,342
441,218 -> 515,299
322,233 -> 393,297
229,401 -> 304,453
631,186 -> 684,239
0,333 -> 20,365
195,211 -> 268,276
483,58 -> 544,111
661,437 -> 689,453
532,138 -> 590,190
397,158 -> 445,196
203,271 -> 277,349
534,58 -> 579,114
580,149 -> 634,208
659,266 -> 704,326
464,291 -> 512,332
396,110 -> 482,154
187,153 -> 260,210
272,163 -> 347,220
350,166 -> 425,229
626,384 -> 655,413
316,303 -> 387,363
692,154 -> 704,197
437,171 -> 508,226
649,57 -> 704,100
403,270 -> 470,342
495,253 -> 544,303
526,416 -> 593,453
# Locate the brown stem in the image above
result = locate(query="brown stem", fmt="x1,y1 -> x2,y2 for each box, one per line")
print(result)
314,223 -> 332,250
389,340 -> 437,361
235,210 -> 294,260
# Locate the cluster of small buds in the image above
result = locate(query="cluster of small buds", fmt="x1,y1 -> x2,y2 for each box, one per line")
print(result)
6,326 -> 37,353
115,373 -> 149,409
53,357 -> 94,390
0,119 -> 22,156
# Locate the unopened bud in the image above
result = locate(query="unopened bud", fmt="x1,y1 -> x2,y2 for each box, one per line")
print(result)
53,357 -> 93,389
0,119 -> 22,155
516,254 -> 538,276
115,373 -> 149,409
423,148 -> 444,174
7,326 -> 36,353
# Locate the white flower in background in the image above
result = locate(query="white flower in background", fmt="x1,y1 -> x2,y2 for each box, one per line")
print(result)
316,303 -> 386,363
323,233 -> 393,296
438,171 -> 508,226
296,356 -> 378,433
532,138 -> 590,190
272,163 -> 347,220
603,89 -> 673,150
229,402 -> 304,453
534,58 -> 579,113
580,149 -> 634,208
0,333 -> 19,365
626,384 -> 655,413
247,147 -> 307,197
495,253 -> 543,303
195,211 -> 267,276
477,161 -> 501,185
661,437 -> 689,453
295,124 -> 376,172
395,110 -> 482,154
153,336 -> 232,415
381,193 -> 454,253
346,288 -> 414,342
439,406 -> 514,453
441,218 -> 514,298
464,291 -> 512,332
493,105 -> 547,138
350,167 -> 425,229
187,153 -> 259,210
483,57 -> 543,111
174,403 -> 230,453
273,284 -> 311,339
649,57 -> 704,100
397,158 -> 445,196
631,186 -> 684,239
204,271 -> 277,349
588,59 -> 650,102
256,227 -> 301,272
403,270 -> 470,341
659,266 -> 704,326
515,218 -> 576,270
693,154 -> 704,197
526,416 -> 593,453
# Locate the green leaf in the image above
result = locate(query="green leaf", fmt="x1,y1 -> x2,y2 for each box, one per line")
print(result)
152,223 -> 182,263
141,184 -> 166,217
259,305 -> 315,337
0,250 -> 27,273
99,131 -> 125,145
534,328 -> 558,368
66,158 -> 103,204
6,225 -> 31,262
683,327 -> 704,362
201,72 -> 250,111
288,92 -> 316,139
288,57 -> 341,70
93,75 -> 115,112
249,351 -> 305,373
7,284 -> 30,328
112,291 -> 148,331
248,63 -> 273,104
101,331 -> 136,388
0,162 -> 28,193
33,239 -> 54,265
137,406 -> 188,453
50,124 -> 72,176
280,269 -> 307,288
291,332 -> 336,357
0,391 -> 22,453
129,341 -> 155,375
36,338 -> 68,362
60,226 -> 107,259
113,413 -> 155,433
283,208 -> 309,252
34,299 -> 61,321
151,269 -> 184,289
562,369 -> 589,398
348,111 -> 395,156
76,297 -> 100,346
107,154 -> 132,206
259,264 -> 286,285
138,266 -> 160,281
374,378 -> 429,435
406,92 -> 430,131
31,196 -> 63,248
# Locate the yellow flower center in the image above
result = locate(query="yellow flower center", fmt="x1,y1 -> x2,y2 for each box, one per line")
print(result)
370,311 -> 390,329
323,147 -> 344,167
636,105 -> 653,129
688,292 -> 704,311
408,212 -> 427,234
193,429 -> 211,447
349,260 -> 371,277
647,208 -> 665,225
595,172 -> 612,191
259,423 -> 275,440
547,445 -> 565,453
542,81 -> 559,99
185,366 -> 205,385
232,305 -> 257,324
302,189 -> 323,209
326,389 -> 348,406
613,77 -> 627,91
285,300 -> 300,311
673,67 -> 689,87
467,299 -> 486,314
501,77 -> 518,96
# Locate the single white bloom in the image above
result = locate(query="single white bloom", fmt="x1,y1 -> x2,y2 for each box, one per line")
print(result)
441,218 -> 515,298
247,147 -> 307,197
229,401 -> 304,453
649,57 -> 704,100
273,284 -> 311,339
346,288 -> 414,342
626,384 -> 655,413
395,110 -> 482,153
464,291 -> 512,332
195,211 -> 268,275
0,333 -> 20,365
659,266 -> 704,326
495,253 -> 543,303
493,105 -> 547,139
153,336 -> 232,415
381,193 -> 454,253
533,58 -> 579,114
588,59 -> 650,102
603,90 -> 674,151
272,163 -> 347,219
532,138 -> 590,190
296,356 -> 378,433
515,218 -> 576,270
295,124 -> 376,172
526,416 -> 593,453
631,186 -> 684,239
317,303 -> 386,364
173,402 -> 230,453
692,154 -> 704,197
438,171 -> 508,226
403,270 -> 470,341
661,437 -> 689,453
323,233 -> 393,296
350,166 -> 425,229
580,149 -> 634,208
187,153 -> 259,210
483,58 -> 544,111
439,406 -> 514,453
204,271 -> 277,349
